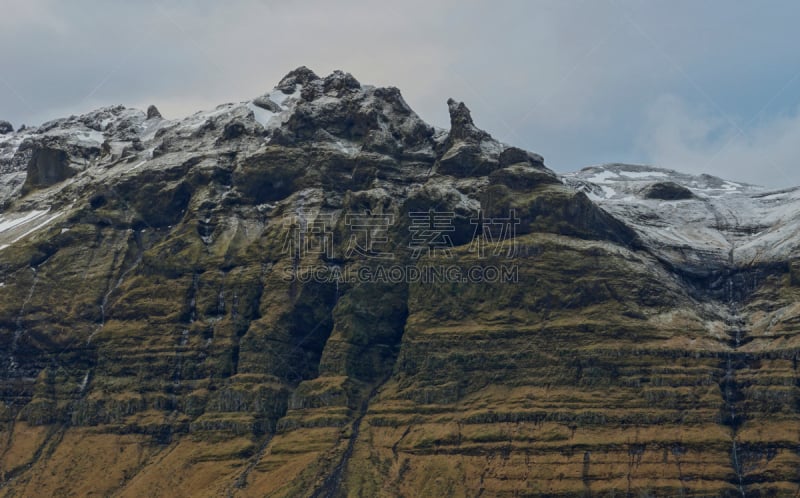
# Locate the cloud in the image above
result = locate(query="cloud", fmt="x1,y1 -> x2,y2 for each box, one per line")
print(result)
1,0 -> 800,188
637,94 -> 800,188
0,0 -> 67,34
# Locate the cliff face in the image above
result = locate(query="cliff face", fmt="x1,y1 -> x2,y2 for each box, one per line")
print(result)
0,68 -> 799,497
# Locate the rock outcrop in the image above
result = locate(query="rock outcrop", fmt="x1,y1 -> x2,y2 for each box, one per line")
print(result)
642,180 -> 695,200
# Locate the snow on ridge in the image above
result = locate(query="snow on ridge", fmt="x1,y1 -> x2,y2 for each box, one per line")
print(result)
179,104 -> 237,132
0,209 -> 50,234
246,103 -> 277,128
585,169 -> 620,183
618,170 -> 667,179
0,207 -> 66,252
565,163 -> 800,268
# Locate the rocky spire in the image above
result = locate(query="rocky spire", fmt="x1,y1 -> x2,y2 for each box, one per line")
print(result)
146,105 -> 162,120
446,98 -> 489,143
0,120 -> 13,134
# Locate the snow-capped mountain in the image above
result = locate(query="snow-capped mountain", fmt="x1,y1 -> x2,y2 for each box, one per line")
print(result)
1,68 -> 800,496
564,163 -> 800,276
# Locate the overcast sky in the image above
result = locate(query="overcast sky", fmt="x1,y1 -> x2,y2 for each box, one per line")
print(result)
1,0 -> 799,187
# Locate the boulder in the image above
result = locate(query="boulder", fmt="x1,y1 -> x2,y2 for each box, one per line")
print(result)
146,105 -> 163,120
498,146 -> 544,168
276,66 -> 320,93
641,181 -> 695,200
222,120 -> 246,140
252,95 -> 281,112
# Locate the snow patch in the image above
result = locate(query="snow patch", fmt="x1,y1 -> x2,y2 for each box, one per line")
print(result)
78,129 -> 105,144
0,208 -> 65,252
181,104 -> 236,132
586,169 -> 620,183
129,160 -> 147,171
0,210 -> 50,234
246,102 -> 277,128
568,164 -> 800,266
270,85 -> 301,107
618,170 -> 667,179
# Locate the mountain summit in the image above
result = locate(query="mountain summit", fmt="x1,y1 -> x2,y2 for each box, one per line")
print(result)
0,68 -> 799,496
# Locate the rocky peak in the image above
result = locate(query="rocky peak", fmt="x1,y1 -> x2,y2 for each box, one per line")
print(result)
276,65 -> 320,93
0,120 -> 13,135
436,99 -> 505,177
268,69 -> 435,154
146,105 -> 163,120
446,98 -> 489,144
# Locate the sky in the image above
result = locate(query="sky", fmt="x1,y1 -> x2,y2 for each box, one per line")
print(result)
1,0 -> 800,187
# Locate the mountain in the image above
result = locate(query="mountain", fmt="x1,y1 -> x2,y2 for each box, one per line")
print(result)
0,67 -> 799,497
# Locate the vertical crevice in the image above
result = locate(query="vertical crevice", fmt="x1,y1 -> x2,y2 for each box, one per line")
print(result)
7,267 -> 38,376
719,272 -> 748,498
309,280 -> 410,498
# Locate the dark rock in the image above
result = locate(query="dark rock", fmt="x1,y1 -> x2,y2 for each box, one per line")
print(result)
362,128 -> 400,156
0,120 -> 13,134
499,146 -> 544,168
146,105 -> 163,120
446,98 -> 489,143
20,136 -> 101,192
253,95 -> 281,112
642,181 -> 695,200
281,96 -> 379,144
89,193 -> 107,209
23,146 -> 74,191
130,181 -> 192,227
401,121 -> 436,149
435,100 -> 501,177
790,260 -> 800,286
222,121 -> 247,140
438,143 -> 498,177
276,66 -> 320,93
322,70 -> 361,95
374,86 -> 412,115
79,105 -> 125,131
489,164 -> 560,189
233,147 -> 307,203
300,84 -> 321,102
